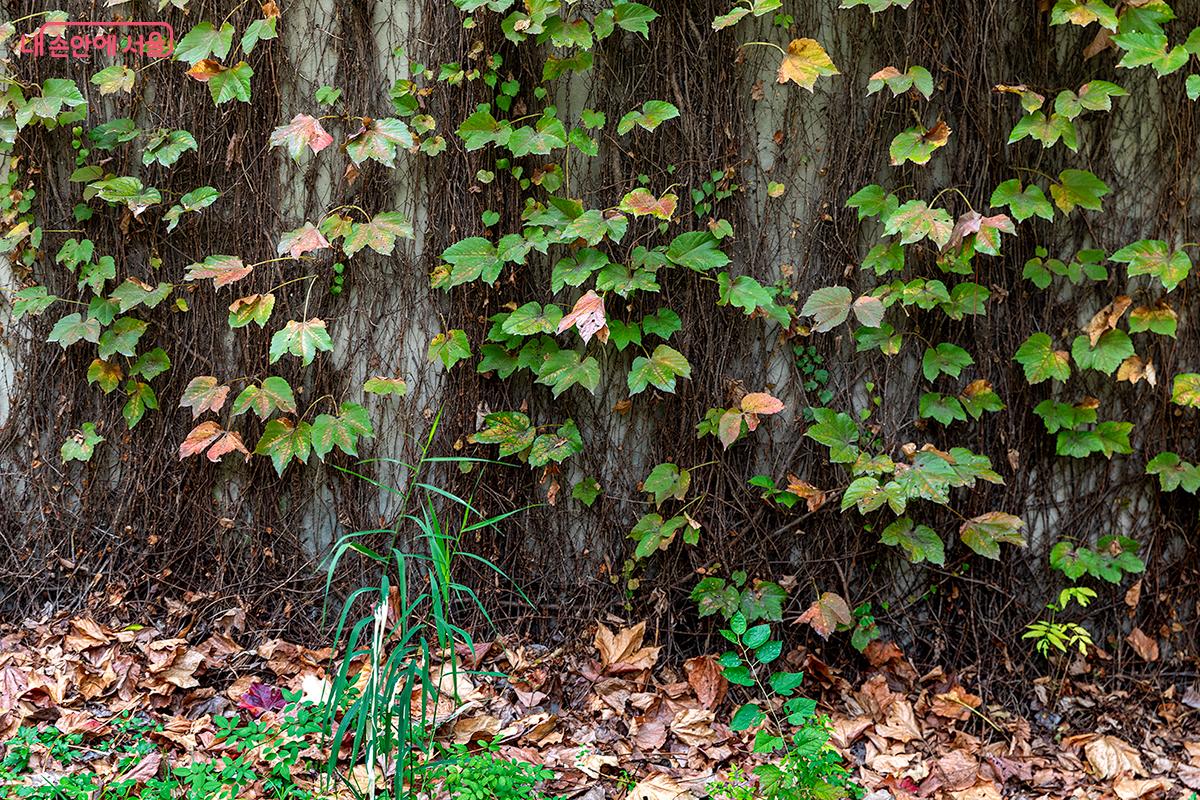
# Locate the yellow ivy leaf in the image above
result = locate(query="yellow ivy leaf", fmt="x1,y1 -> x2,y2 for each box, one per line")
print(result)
776,39 -> 839,91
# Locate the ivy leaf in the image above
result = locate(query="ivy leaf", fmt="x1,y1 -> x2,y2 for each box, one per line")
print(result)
130,348 -> 171,380
1147,451 -> 1200,492
13,286 -> 58,319
277,223 -> 331,259
629,513 -> 689,558
228,294 -> 276,329
795,591 -> 852,639
1113,31 -> 1188,76
311,402 -> 374,459
776,38 -> 839,91
254,419 -> 313,475
269,114 -> 334,160
862,242 -> 904,275
504,302 -> 563,336
61,423 -> 104,464
269,319 -> 334,365
164,186 -> 220,232
666,231 -> 729,271
185,254 -> 252,288
880,518 -> 945,566
1081,295 -> 1131,346
428,329 -> 472,369
363,376 -> 408,397
1070,329 -> 1134,375
87,359 -> 123,394
98,318 -> 149,360
888,121 -> 951,166
1110,239 -> 1192,292
1014,332 -> 1070,384
959,512 -> 1027,560
48,314 -> 101,348
628,344 -> 692,395
122,379 -> 159,429
1049,0 -> 1118,30
181,376 -> 231,418
1188,75 -> 1200,102
142,129 -> 197,167
1050,169 -> 1109,213
922,343 -> 973,381
1094,420 -> 1133,458
643,463 -> 691,507
472,411 -> 536,457
642,308 -> 682,340
1128,301 -> 1177,337
344,211 -> 414,257
616,100 -> 679,135
110,278 -> 172,312
345,117 -> 413,166
989,179 -> 1054,223
805,408 -> 859,463
846,184 -> 898,220
919,392 -> 967,425
440,237 -> 504,288
557,290 -> 609,344
241,15 -> 278,55
231,376 -> 296,419
573,477 -> 602,506
959,379 -> 1005,419
867,65 -> 934,99
618,188 -> 677,220
528,419 -> 583,467
1172,373 -> 1200,408
883,200 -> 954,248
612,1 -> 658,36
208,62 -> 254,105
173,21 -> 235,64
535,350 -> 601,397
800,286 -> 851,332
91,65 -> 135,96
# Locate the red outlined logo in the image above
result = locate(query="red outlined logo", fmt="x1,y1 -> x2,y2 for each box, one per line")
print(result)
19,20 -> 176,61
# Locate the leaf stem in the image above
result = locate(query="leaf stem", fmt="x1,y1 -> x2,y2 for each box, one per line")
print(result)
741,41 -> 786,55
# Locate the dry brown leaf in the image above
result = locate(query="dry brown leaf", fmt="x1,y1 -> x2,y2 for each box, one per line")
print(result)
795,591 -> 851,638
784,475 -> 827,512
670,708 -> 716,746
931,685 -> 983,721
627,771 -> 698,800
594,621 -> 659,671
1124,579 -> 1143,609
1117,355 -> 1157,387
929,750 -> 980,792
1125,627 -> 1159,662
1112,776 -> 1172,800
1083,295 -> 1132,346
683,655 -> 727,709
1083,734 -> 1146,780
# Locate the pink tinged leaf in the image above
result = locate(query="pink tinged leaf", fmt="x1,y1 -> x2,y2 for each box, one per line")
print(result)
717,409 -> 744,449
185,255 -> 252,288
556,290 -> 609,344
179,421 -> 222,459
207,430 -> 250,462
269,114 -> 334,159
180,376 -> 230,418
741,392 -> 784,415
944,211 -> 982,252
277,223 -> 331,259
795,591 -> 852,639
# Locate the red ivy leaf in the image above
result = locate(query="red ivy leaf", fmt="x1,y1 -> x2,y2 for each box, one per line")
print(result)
556,290 -> 609,344
269,114 -> 334,160
180,376 -> 230,418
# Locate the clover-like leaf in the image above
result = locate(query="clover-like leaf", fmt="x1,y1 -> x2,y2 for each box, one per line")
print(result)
628,344 -> 691,395
800,286 -> 851,332
1014,332 -> 1070,384
344,211 -> 413,257
471,411 -> 536,457
311,402 -> 374,459
231,376 -> 296,420
345,117 -> 413,166
254,418 -> 312,475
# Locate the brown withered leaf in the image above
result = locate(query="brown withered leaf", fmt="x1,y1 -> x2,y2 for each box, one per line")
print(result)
594,621 -> 659,671
1124,579 -> 1142,609
684,655 -> 727,709
784,475 -> 826,512
669,708 -> 716,746
1081,734 -> 1146,779
1125,627 -> 1159,662
931,684 -> 983,720
1083,295 -> 1131,346
185,58 -> 224,82
1117,355 -> 1156,387
795,591 -> 851,639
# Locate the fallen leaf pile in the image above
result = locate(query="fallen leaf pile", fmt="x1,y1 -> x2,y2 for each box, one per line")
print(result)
1,606 -> 1197,800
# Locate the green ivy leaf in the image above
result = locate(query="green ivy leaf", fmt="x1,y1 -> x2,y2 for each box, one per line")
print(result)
572,476 -> 602,507
344,211 -> 414,257
231,376 -> 296,419
880,518 -> 945,565
666,230 -> 729,271
922,342 -> 973,381
87,358 -> 122,394
883,200 -> 954,248
1050,169 -> 1109,214
528,419 -> 583,466
504,302 -> 564,336
269,319 -> 334,365
174,21 -> 235,64
311,402 -> 374,459
1172,373 -> 1200,408
1070,329 -> 1134,375
208,62 -> 254,105
122,380 -> 158,429
471,411 -> 536,457
612,1 -> 658,36
98,317 -> 149,360
1014,332 -> 1070,384
61,422 -> 104,464
428,329 -> 472,369
1110,239 -> 1192,292
959,512 -> 1027,560
628,344 -> 691,395
643,462 -> 690,507
616,100 -> 680,135
805,408 -> 859,463
800,286 -> 852,332
254,418 -> 313,475
142,129 -> 197,167
989,179 -> 1054,223
345,117 -> 413,166
535,350 -> 601,397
